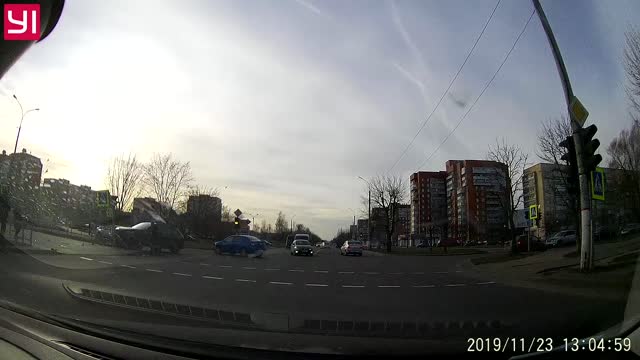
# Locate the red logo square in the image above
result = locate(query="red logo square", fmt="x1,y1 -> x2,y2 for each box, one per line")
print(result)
4,4 -> 40,41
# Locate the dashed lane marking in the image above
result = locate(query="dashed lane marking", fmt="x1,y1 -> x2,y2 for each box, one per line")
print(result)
477,281 -> 496,285
173,272 -> 192,277
305,283 -> 328,287
203,276 -> 223,280
269,281 -> 293,285
242,267 -> 256,270
235,279 -> 256,283
412,272 -> 425,275
288,269 -> 304,272
80,257 -> 93,261
146,269 -> 162,273
338,271 -> 354,274
199,263 -> 210,266
445,284 -> 465,287
314,270 -> 329,273
378,285 -> 400,288
363,272 -> 379,275
342,285 -> 365,288
219,265 -> 232,268
98,260 -> 112,265
120,265 -> 136,269
389,272 -> 404,275
412,285 -> 436,288
435,271 -> 448,274
265,268 -> 280,271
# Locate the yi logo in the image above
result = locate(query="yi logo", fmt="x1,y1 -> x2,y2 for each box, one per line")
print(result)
4,4 -> 40,40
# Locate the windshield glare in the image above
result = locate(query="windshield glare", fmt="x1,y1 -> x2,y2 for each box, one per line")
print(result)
0,0 -> 639,357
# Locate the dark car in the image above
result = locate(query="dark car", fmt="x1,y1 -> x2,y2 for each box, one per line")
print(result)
114,222 -> 184,254
516,234 -> 546,252
94,225 -> 118,245
215,235 -> 266,257
290,239 -> 314,256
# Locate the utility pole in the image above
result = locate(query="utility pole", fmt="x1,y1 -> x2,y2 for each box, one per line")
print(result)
533,0 -> 594,271
358,177 -> 372,247
12,94 -> 40,154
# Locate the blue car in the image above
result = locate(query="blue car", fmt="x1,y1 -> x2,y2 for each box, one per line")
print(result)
214,235 -> 266,257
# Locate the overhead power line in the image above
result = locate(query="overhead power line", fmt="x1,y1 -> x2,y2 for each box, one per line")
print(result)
386,0 -> 502,174
413,8 -> 536,173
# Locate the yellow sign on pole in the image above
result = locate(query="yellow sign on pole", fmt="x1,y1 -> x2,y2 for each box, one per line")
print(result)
529,205 -> 538,220
569,96 -> 589,126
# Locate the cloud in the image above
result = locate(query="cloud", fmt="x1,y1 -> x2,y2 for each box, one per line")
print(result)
292,0 -> 325,17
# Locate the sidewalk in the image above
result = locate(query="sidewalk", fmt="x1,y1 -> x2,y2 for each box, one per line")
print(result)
463,236 -> 640,300
4,227 -> 138,256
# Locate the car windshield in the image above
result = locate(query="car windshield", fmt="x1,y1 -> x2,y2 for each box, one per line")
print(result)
1,0 -> 640,357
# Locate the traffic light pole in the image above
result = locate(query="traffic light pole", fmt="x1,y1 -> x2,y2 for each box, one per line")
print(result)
533,0 -> 593,271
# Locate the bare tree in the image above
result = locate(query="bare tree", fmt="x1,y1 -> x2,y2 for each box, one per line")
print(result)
486,138 -> 529,253
221,205 -> 232,222
274,211 -> 288,233
260,218 -> 268,233
366,175 -> 407,252
607,120 -> 640,217
105,154 -> 144,212
142,153 -> 194,215
537,116 -> 572,164
624,27 -> 640,121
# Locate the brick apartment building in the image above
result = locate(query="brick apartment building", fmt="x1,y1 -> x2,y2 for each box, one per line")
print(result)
410,171 -> 447,245
446,160 -> 509,244
0,148 -> 43,190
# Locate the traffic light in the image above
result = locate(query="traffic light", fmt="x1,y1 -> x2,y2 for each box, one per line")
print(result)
579,124 -> 602,173
559,136 -> 578,196
234,217 -> 240,229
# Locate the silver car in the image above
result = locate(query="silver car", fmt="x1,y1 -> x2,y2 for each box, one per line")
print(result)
545,230 -> 577,247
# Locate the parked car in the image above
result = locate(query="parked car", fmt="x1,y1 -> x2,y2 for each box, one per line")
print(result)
214,235 -> 266,257
341,240 -> 363,256
515,234 -> 546,252
290,239 -> 314,256
621,223 -> 640,236
94,225 -> 118,245
545,230 -> 577,247
114,222 -> 184,254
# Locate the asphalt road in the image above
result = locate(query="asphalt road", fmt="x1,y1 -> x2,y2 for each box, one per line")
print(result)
0,241 -> 631,343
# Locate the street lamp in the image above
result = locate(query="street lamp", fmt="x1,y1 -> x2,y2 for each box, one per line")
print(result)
358,176 -> 371,246
12,94 -> 40,154
291,214 -> 297,233
248,213 -> 259,231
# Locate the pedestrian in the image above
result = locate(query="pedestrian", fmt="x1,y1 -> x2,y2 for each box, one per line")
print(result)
13,209 -> 23,240
151,222 -> 159,254
0,196 -> 9,236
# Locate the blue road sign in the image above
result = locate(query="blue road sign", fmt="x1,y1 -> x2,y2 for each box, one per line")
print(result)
591,167 -> 605,201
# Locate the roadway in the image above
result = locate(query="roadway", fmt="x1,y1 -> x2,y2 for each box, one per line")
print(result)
0,234 -> 631,344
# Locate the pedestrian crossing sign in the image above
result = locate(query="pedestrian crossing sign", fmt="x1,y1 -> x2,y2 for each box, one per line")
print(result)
529,205 -> 538,220
591,167 -> 605,201
96,190 -> 110,208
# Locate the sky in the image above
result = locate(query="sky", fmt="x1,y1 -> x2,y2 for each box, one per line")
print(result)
0,0 -> 639,239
